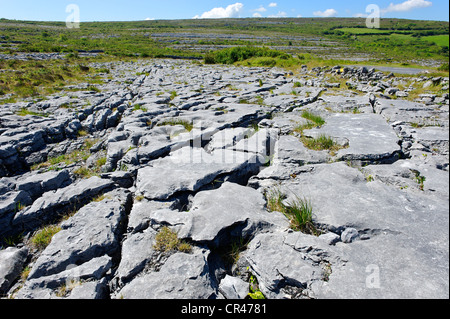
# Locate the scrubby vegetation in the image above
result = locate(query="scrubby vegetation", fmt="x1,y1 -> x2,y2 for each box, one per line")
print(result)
204,46 -> 290,65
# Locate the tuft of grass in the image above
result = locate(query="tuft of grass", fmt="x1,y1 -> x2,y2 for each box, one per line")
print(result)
73,166 -> 99,179
169,90 -> 178,100
153,226 -> 192,253
265,189 -> 319,235
302,134 -> 335,151
301,111 -> 325,126
158,118 -> 193,132
30,225 -> 61,250
266,188 -> 286,213
133,104 -> 148,112
16,108 -> 48,117
31,138 -> 98,171
135,194 -> 145,201
284,196 -> 318,235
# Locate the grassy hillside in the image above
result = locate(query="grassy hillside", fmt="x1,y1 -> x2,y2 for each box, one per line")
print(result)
1,17 -> 448,61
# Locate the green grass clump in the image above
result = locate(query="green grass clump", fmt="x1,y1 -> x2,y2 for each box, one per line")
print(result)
437,63 -> 449,72
265,189 -> 319,235
284,196 -> 316,234
31,138 -> 98,171
266,188 -> 286,213
301,111 -> 325,126
16,108 -> 48,117
158,118 -> 193,132
153,226 -> 192,253
302,134 -> 335,151
30,225 -> 61,250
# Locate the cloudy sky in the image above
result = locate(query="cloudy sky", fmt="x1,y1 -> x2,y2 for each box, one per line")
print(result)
0,0 -> 448,22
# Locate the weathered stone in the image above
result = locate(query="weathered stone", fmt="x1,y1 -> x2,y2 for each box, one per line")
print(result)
26,188 -> 131,280
341,228 -> 360,243
304,113 -> 401,162
175,182 -> 288,246
0,247 -> 28,294
136,147 -> 264,200
219,275 -> 249,299
118,248 -> 216,299
13,176 -> 115,231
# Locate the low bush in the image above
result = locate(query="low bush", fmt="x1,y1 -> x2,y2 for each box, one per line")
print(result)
205,46 -> 291,65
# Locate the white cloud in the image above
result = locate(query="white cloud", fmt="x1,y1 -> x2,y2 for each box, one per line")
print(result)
253,12 -> 262,17
268,11 -> 287,18
382,0 -> 432,13
313,8 -> 338,17
268,2 -> 278,7
353,13 -> 368,18
254,6 -> 267,12
145,17 -> 155,21
193,3 -> 244,19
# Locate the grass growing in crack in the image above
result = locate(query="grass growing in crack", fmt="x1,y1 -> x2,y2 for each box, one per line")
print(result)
285,196 -> 317,235
30,225 -> 61,250
301,111 -> 325,126
31,138 -> 99,172
153,226 -> 192,253
15,108 -> 49,117
302,134 -> 335,151
294,110 -> 325,134
158,118 -> 194,132
266,189 -> 320,235
266,188 -> 286,213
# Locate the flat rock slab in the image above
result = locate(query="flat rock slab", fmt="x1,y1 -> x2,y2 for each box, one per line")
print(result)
265,162 -> 448,298
26,188 -> 131,280
136,147 -> 264,200
304,113 -> 401,161
0,247 -> 28,294
274,135 -> 330,165
237,231 -> 328,299
118,248 -> 216,299
173,182 -> 288,246
13,176 -> 114,231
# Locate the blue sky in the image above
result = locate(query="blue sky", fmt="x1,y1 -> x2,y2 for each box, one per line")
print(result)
0,0 -> 448,22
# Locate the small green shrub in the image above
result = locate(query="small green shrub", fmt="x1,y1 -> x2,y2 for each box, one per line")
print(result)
208,46 -> 290,65
437,63 -> 449,72
247,274 -> 265,299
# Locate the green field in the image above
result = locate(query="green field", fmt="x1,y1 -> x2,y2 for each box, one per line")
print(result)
422,35 -> 450,47
335,27 -> 394,34
0,17 -> 448,102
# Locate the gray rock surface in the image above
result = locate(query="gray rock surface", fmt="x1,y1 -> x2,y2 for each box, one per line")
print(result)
0,247 -> 28,294
0,59 -> 447,299
118,248 -> 216,299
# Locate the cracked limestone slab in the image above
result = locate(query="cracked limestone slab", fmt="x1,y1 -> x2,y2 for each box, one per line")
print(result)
266,162 -> 449,298
304,113 -> 401,161
136,147 -> 264,200
174,182 -> 289,247
117,248 -> 216,299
